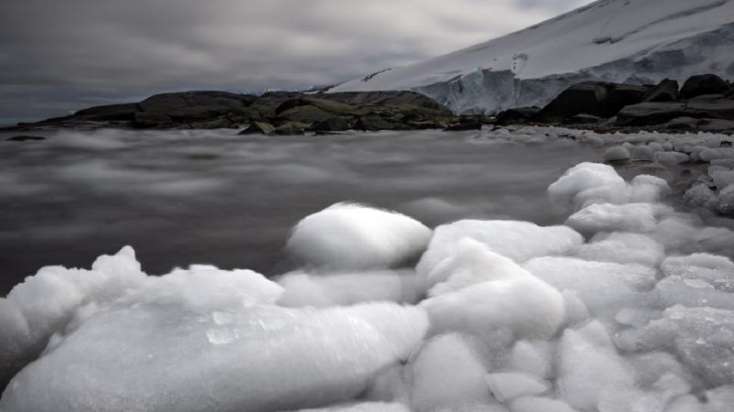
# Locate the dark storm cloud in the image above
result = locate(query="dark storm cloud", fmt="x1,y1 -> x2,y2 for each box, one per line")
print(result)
0,0 -> 589,123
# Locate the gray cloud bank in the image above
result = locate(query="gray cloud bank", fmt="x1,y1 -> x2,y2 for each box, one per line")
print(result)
0,0 -> 588,123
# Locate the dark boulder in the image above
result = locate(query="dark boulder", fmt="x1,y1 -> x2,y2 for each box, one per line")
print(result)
686,95 -> 734,120
616,102 -> 687,126
680,74 -> 730,100
564,114 -> 603,125
6,135 -> 45,142
277,105 -> 339,124
275,97 -> 355,116
603,84 -> 650,116
495,107 -> 541,125
138,91 -> 257,124
444,116 -> 482,131
273,121 -> 309,135
643,79 -> 679,102
311,117 -> 354,133
74,103 -> 140,122
354,115 -> 402,131
238,122 -> 276,136
538,82 -> 648,121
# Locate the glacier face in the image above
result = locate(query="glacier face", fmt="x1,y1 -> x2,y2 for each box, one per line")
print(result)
331,0 -> 734,114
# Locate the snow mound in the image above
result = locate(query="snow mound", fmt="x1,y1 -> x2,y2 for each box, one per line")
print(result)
333,0 -> 734,114
286,203 -> 432,270
1,301 -> 428,412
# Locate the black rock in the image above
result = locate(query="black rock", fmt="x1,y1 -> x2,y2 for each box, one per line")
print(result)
643,79 -> 679,102
6,135 -> 45,142
564,114 -> 603,125
311,117 -> 354,133
686,96 -> 734,120
238,122 -> 276,135
616,102 -> 688,126
444,116 -> 482,131
495,107 -> 541,125
273,121 -> 309,135
74,103 -> 140,121
354,115 -> 402,131
680,74 -> 730,100
538,82 -> 648,121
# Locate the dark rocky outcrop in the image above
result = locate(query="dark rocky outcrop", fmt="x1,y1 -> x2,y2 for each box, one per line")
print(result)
444,116 -> 483,131
495,107 -> 541,126
238,122 -> 276,136
680,74 -> 730,100
6,135 -> 45,142
642,79 -> 679,102
616,102 -> 688,126
273,121 -> 309,135
310,117 -> 355,133
15,90 -> 455,134
537,82 -> 649,121
499,74 -> 734,134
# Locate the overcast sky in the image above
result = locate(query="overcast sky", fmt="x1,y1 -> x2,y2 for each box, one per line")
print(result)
0,0 -> 590,123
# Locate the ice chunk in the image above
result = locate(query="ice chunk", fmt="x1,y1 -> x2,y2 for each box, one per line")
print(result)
548,162 -> 670,210
485,372 -> 549,402
699,148 -> 734,162
286,203 -> 432,270
628,144 -> 655,162
135,264 -> 284,310
629,175 -> 671,204
572,232 -> 665,266
655,151 -> 689,166
416,219 -> 582,291
426,238 -> 551,297
409,334 -> 494,412
508,340 -> 553,379
510,397 -> 579,412
558,321 -> 635,411
666,395 -> 704,412
0,299 -> 32,388
0,303 -> 428,412
277,269 -> 420,307
684,184 -> 719,209
616,306 -> 734,386
548,162 -> 628,208
566,203 -> 671,235
296,402 -> 411,412
604,146 -> 631,162
6,246 -> 146,342
661,253 -> 734,291
711,170 -> 734,189
422,252 -> 565,341
718,185 -> 734,215
524,257 -> 656,316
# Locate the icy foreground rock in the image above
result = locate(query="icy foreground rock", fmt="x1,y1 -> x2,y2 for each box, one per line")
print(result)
4,161 -> 734,411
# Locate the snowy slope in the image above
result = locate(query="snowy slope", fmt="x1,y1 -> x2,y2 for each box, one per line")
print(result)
331,0 -> 734,113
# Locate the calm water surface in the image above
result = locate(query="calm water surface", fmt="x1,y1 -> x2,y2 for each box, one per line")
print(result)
0,128 -> 602,295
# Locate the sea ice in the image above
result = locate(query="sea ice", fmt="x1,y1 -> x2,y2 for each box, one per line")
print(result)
286,203 -> 432,270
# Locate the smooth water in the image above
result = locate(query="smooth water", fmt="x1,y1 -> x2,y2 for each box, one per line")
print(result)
0,129 -> 601,295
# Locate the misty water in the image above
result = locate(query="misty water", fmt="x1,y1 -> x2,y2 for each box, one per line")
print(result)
0,128 -> 602,295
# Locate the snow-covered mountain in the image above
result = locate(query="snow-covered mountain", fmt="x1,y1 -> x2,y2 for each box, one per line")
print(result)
331,0 -> 734,114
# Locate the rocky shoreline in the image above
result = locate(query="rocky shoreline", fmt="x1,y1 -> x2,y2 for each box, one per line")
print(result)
4,74 -> 733,138
495,74 -> 734,134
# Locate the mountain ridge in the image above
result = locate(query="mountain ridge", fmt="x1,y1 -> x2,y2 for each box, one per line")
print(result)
331,0 -> 734,114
